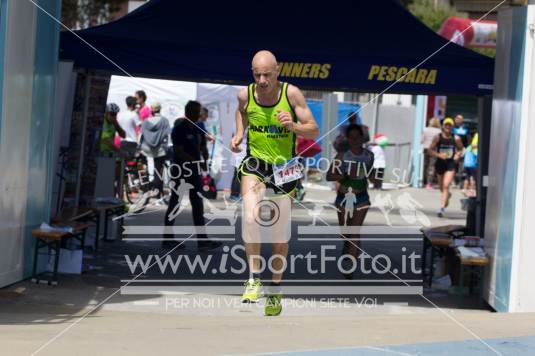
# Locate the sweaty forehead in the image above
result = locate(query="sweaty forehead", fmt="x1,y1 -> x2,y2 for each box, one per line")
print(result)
252,61 -> 277,73
251,52 -> 277,71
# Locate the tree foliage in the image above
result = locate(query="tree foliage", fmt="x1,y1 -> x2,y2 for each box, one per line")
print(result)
61,0 -> 128,29
406,0 -> 461,32
404,0 -> 495,57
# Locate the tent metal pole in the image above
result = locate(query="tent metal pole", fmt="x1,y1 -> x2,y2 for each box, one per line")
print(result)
74,73 -> 91,207
476,94 -> 493,238
370,93 -> 380,137
411,95 -> 427,187
321,93 -> 338,183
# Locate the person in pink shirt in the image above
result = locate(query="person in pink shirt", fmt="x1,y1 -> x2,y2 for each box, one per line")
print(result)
135,90 -> 151,138
135,90 -> 152,120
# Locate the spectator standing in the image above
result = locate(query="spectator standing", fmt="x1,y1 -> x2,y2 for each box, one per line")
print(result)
462,132 -> 478,196
421,117 -> 442,188
453,114 -> 471,186
453,114 -> 470,147
368,134 -> 387,189
100,103 -> 125,155
197,106 -> 213,166
135,90 -> 152,121
100,103 -> 126,196
139,102 -> 170,199
117,96 -> 140,159
163,100 -> 221,251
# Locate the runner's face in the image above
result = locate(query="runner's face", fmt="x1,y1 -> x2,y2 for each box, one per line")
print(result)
252,64 -> 278,93
135,94 -> 144,105
191,106 -> 201,121
347,129 -> 364,149
443,123 -> 453,134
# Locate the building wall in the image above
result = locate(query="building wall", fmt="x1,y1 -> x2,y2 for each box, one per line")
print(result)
450,0 -> 526,19
112,0 -> 148,21
360,102 -> 416,184
484,5 -> 535,312
513,4 -> 535,312
0,0 -> 60,287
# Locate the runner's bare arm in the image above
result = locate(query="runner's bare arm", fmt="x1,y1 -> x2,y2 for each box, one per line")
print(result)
111,119 -> 126,138
231,88 -> 248,152
427,135 -> 441,158
365,152 -> 381,186
454,135 -> 464,161
326,151 -> 345,181
283,85 -> 319,139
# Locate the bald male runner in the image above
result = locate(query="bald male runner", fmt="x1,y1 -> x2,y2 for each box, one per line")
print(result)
231,50 -> 319,316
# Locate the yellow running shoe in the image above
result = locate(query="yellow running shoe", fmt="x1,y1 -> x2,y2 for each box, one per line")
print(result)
264,293 -> 282,316
241,278 -> 262,303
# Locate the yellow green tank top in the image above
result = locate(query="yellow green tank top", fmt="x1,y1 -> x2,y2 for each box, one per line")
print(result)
246,82 -> 297,164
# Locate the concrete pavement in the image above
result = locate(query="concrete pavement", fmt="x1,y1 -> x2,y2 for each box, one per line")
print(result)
1,185 -> 534,355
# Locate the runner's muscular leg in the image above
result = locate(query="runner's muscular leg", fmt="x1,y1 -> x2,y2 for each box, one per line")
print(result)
442,170 -> 455,208
437,174 -> 444,193
271,242 -> 288,283
270,194 -> 291,283
346,206 -> 369,258
241,174 -> 265,274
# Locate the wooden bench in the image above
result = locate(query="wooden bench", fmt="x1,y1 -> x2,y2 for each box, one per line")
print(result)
51,203 -> 125,251
421,225 -> 465,287
89,202 -> 125,250
31,221 -> 92,286
455,246 -> 489,305
51,206 -> 94,224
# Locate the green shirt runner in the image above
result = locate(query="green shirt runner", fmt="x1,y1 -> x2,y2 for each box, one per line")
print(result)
246,82 -> 297,165
100,119 -> 117,154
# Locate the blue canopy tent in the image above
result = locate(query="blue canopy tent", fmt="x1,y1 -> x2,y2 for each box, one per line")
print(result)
59,0 -> 494,238
59,0 -> 494,95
